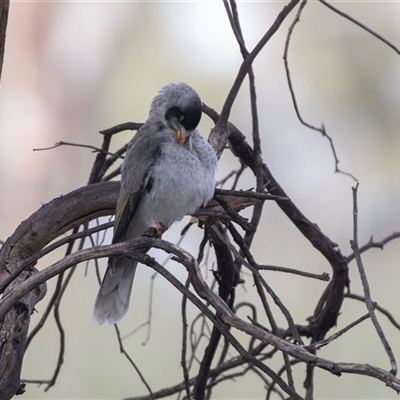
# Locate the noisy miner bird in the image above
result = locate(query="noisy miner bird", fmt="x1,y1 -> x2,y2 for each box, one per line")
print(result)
93,82 -> 217,325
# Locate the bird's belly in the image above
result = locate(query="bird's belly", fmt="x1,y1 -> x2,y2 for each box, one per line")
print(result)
141,154 -> 212,228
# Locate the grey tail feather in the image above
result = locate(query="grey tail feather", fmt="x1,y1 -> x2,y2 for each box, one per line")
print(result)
93,257 -> 138,325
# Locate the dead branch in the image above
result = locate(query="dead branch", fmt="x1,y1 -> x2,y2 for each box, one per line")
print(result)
0,181 -> 119,293
0,269 -> 46,400
0,0 -> 9,84
283,0 -> 357,180
350,184 -> 397,375
1,1 -> 399,398
17,237 -> 397,395
319,0 -> 400,55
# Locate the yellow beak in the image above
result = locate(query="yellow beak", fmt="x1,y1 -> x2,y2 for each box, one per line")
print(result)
177,129 -> 186,144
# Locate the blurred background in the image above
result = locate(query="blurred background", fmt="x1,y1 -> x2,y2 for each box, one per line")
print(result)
1,1 -> 400,399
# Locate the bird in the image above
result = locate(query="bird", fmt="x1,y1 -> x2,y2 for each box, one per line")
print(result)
93,82 -> 217,325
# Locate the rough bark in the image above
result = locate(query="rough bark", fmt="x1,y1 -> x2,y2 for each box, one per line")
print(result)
0,270 -> 46,400
0,181 -> 119,399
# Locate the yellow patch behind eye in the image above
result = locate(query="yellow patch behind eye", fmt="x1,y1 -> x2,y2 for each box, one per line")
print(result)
179,115 -> 184,122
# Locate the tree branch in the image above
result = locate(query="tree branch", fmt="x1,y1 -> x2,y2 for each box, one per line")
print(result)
0,269 -> 46,400
208,0 -> 300,157
0,181 -> 119,293
0,0 -> 9,84
350,184 -> 397,376
283,0 -> 357,180
319,0 -> 400,55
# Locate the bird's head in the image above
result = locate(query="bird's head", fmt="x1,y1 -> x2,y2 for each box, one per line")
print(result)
150,82 -> 202,144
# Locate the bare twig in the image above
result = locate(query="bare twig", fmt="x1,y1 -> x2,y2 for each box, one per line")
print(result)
223,0 -> 266,242
218,0 -> 300,127
216,163 -> 246,190
102,165 -> 122,182
319,0 -> 400,55
283,0 -> 357,181
126,346 -> 277,400
214,188 -> 288,202
89,128 -> 115,183
308,312 -> 371,352
100,122 -> 143,136
267,359 -> 302,400
257,264 -> 329,282
345,293 -> 400,331
180,278 -> 191,400
25,283 -> 59,350
346,232 -> 400,263
44,274 -> 66,391
34,222 -> 113,265
121,273 -> 156,345
33,141 -> 124,159
209,0 -> 300,158
115,325 -> 154,399
350,184 -> 397,376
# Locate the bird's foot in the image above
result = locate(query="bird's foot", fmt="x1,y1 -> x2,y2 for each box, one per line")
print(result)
142,223 -> 168,239
155,222 -> 168,238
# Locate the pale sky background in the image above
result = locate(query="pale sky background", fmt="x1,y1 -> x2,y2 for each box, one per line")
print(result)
1,1 -> 400,399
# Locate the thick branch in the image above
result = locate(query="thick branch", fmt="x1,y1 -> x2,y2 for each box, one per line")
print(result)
0,181 -> 119,293
2,238 -> 399,394
0,0 -> 9,84
204,105 -> 349,341
0,270 -> 46,400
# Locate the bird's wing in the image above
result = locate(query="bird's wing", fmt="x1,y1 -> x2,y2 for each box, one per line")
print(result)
112,121 -> 162,245
112,187 -> 143,244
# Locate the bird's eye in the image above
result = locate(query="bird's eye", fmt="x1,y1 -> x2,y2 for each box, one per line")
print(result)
165,105 -> 201,131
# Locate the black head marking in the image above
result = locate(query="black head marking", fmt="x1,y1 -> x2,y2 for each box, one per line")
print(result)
165,104 -> 202,132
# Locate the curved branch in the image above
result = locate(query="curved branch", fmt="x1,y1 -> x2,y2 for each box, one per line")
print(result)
3,239 -> 399,394
0,181 -> 119,293
1,238 -> 303,399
